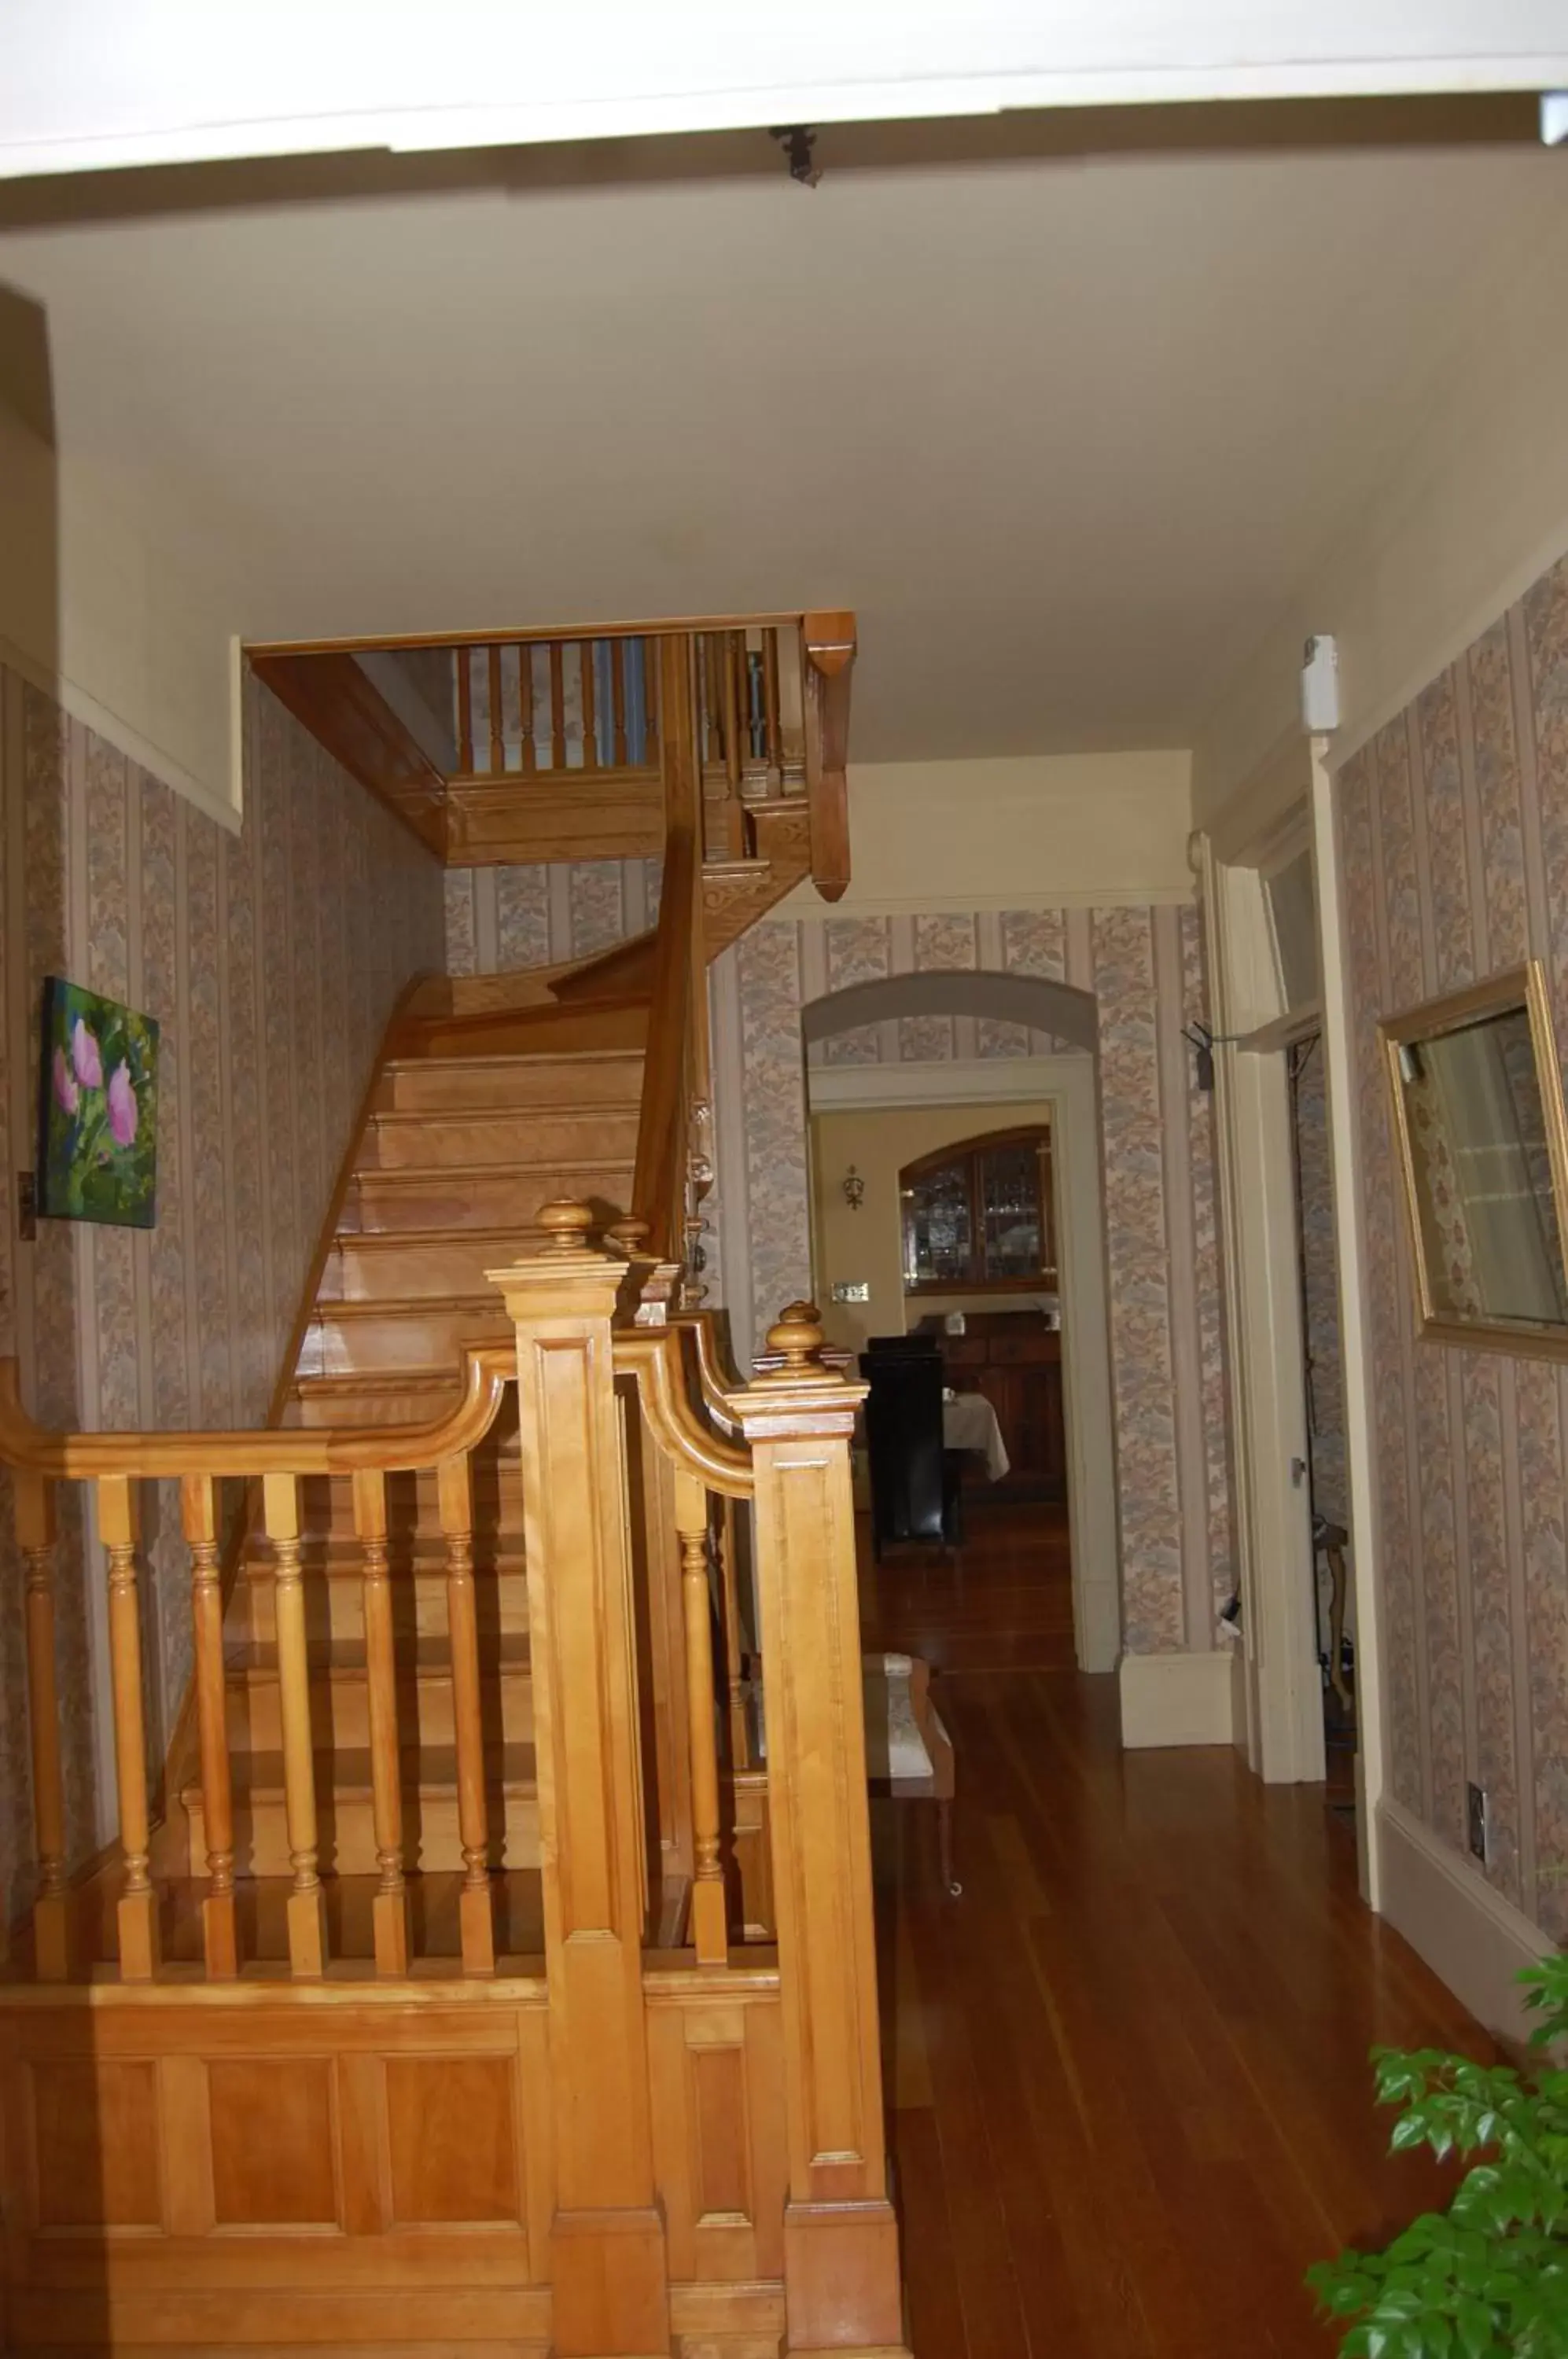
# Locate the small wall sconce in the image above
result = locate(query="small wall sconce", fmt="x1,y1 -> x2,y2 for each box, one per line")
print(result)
842,1165 -> 865,1213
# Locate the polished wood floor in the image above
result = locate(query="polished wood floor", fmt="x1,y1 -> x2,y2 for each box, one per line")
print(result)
861,1499 -> 1491,2359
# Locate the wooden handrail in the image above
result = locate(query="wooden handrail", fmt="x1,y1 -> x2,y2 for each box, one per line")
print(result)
631,631 -> 708,1271
0,1345 -> 514,1479
613,1330 -> 752,1500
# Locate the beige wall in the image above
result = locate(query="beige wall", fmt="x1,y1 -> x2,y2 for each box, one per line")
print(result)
0,400 -> 244,829
1194,196 -> 1568,841
0,668 -> 446,1919
778,751 -> 1193,918
811,1099 -> 1055,1359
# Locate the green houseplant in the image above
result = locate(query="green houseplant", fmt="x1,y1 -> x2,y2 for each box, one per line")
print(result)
1309,1958 -> 1568,2356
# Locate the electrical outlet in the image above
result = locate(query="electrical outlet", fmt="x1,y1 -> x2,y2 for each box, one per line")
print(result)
1467,1780 -> 1489,1864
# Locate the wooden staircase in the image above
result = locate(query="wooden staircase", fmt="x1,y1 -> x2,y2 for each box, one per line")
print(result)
180,1025 -> 648,1903
0,617 -> 915,2359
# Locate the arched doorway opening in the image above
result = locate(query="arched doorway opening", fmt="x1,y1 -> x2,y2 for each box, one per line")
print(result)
801,970 -> 1120,1673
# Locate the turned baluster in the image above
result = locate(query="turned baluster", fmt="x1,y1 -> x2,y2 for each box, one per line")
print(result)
722,631 -> 742,790
610,637 -> 628,767
456,646 -> 474,773
517,639 -> 537,775
644,634 -> 661,766
98,1475 -> 160,1980
549,640 -> 567,771
182,1472 -> 237,1977
17,1470 -> 68,1978
675,1469 -> 727,1967
487,643 -> 505,775
439,1452 -> 495,1974
716,1492 -> 751,1773
263,1471 -> 327,1978
763,625 -> 782,775
355,1468 -> 408,1975
579,640 -> 598,771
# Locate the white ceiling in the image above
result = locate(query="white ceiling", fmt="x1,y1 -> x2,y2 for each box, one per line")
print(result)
2,138 -> 1565,759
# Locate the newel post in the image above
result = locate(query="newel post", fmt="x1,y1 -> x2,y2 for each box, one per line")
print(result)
488,1202 -> 669,2359
731,1304 -> 910,2359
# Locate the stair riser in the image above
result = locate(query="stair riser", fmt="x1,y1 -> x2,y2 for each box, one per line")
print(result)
365,1109 -> 639,1171
298,1301 -> 513,1379
184,1792 -> 540,1877
229,1672 -> 534,1753
318,1235 -> 533,1301
380,1054 -> 644,1114
235,1571 -> 531,1647
344,1165 -> 632,1232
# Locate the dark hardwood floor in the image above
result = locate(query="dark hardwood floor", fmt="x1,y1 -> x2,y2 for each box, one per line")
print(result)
861,1498 -> 1492,2359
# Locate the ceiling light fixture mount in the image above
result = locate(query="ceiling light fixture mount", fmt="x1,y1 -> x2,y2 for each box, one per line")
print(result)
770,124 -> 820,187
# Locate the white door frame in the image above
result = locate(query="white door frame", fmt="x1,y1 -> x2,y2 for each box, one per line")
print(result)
1198,830 -> 1327,1786
806,1055 -> 1121,1673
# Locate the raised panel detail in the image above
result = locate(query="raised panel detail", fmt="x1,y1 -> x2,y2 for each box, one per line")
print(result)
31,2060 -> 161,2229
691,2044 -> 750,2221
208,2059 -> 337,2225
385,2056 -> 521,2224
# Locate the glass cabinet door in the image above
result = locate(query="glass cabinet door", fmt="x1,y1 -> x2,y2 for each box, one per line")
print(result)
979,1141 -> 1043,1281
902,1159 -> 973,1287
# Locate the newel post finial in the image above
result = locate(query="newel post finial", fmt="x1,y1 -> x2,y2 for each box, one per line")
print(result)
758,1298 -> 837,1381
536,1198 -> 597,1256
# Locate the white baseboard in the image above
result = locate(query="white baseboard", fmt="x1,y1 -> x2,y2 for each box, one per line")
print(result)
1118,1648 -> 1235,1748
1376,1798 -> 1554,2044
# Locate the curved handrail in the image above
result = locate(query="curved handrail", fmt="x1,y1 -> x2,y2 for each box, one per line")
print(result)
674,1311 -> 744,1437
613,1330 -> 753,1500
0,1346 -> 515,1481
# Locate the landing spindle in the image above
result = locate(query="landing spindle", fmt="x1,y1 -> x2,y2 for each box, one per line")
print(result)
439,1452 -> 495,1974
98,1475 -> 160,1980
549,641 -> 567,771
263,1470 -> 327,1978
182,1472 -> 237,1977
579,640 -> 598,771
675,1470 -> 727,1967
487,643 -> 505,775
354,1467 -> 409,1975
611,638 -> 628,766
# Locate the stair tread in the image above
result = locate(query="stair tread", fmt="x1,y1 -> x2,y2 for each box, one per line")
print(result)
226,1633 -> 532,1680
307,1294 -> 515,1323
183,1741 -> 539,1805
382,1048 -> 642,1073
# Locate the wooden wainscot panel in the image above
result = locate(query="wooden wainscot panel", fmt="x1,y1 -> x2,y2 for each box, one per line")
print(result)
208,2058 -> 339,2227
28,2058 -> 163,2232
647,1989 -> 787,2288
385,2055 -> 521,2225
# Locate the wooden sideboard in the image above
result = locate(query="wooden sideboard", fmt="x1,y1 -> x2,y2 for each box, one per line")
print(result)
923,1309 -> 1066,1503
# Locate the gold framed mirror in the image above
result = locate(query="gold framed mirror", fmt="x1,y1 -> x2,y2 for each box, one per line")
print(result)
1383,959 -> 1568,1358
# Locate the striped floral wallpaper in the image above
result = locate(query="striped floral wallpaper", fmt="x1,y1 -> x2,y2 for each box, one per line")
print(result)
715,901 -> 1234,1660
1338,547 -> 1568,1937
0,667 -> 445,1919
444,857 -> 661,973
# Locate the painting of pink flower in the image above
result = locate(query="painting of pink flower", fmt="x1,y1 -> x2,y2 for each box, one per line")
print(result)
70,1018 -> 103,1088
107,1061 -> 138,1146
39,977 -> 159,1228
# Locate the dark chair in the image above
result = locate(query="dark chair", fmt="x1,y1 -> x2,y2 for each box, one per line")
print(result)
858,1348 -> 963,1560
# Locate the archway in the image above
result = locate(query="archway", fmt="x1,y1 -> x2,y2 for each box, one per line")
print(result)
801,969 -> 1120,1673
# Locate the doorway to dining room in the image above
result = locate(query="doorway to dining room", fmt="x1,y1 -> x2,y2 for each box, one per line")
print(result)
801,1003 -> 1119,1675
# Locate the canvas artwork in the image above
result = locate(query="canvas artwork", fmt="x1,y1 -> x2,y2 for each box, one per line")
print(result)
37,976 -> 159,1227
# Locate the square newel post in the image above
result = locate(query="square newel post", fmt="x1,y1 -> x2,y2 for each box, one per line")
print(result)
731,1304 -> 911,2359
488,1202 -> 669,2359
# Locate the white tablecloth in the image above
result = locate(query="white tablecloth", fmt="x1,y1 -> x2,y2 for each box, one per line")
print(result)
942,1393 -> 1010,1481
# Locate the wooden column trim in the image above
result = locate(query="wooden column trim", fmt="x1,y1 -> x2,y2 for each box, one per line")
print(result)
731,1301 -> 910,2359
488,1201 -> 669,2357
